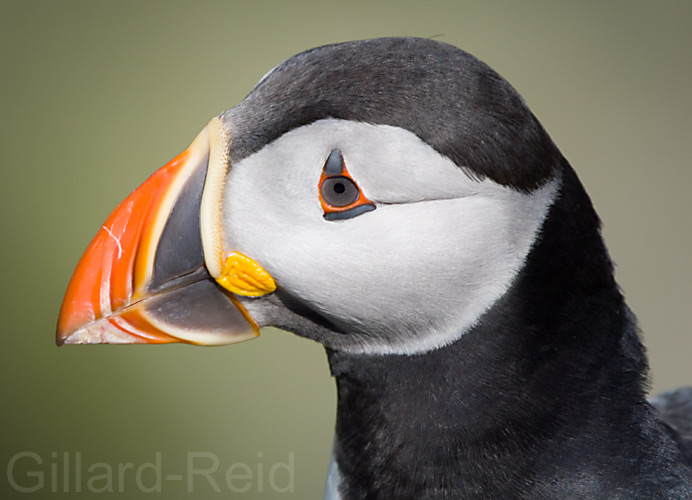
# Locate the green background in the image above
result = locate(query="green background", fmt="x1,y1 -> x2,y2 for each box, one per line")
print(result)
2,1 -> 691,498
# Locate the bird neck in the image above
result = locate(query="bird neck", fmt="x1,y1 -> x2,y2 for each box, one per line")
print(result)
326,164 -> 653,498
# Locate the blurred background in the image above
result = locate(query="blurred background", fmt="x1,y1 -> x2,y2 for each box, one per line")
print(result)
1,1 -> 691,498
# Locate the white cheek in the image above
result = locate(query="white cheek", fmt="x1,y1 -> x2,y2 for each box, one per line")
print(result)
221,120 -> 558,354
280,189 -> 552,341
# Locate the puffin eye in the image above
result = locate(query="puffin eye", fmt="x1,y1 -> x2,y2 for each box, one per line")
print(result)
319,149 -> 376,221
321,176 -> 360,207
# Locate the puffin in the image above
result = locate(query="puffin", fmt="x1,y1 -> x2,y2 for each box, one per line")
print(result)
56,37 -> 692,498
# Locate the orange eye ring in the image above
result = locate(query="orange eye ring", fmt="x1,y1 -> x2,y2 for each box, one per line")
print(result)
318,150 -> 375,220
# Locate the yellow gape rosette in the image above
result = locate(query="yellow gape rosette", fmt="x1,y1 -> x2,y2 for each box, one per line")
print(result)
216,252 -> 277,297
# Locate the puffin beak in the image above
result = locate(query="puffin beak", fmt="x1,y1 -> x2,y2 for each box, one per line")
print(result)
57,117 -> 273,346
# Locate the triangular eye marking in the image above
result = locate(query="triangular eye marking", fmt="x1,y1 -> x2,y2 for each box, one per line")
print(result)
324,149 -> 344,175
319,149 -> 376,221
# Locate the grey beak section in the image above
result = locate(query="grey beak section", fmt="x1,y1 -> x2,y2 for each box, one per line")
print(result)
148,150 -> 208,294
142,274 -> 256,341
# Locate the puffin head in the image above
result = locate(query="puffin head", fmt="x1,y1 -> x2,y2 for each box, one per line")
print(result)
57,37 -> 565,356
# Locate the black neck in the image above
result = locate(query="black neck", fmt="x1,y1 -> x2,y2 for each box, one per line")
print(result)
326,164 -> 669,498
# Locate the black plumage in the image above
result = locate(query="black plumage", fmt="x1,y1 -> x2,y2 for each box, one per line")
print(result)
226,38 -> 692,497
225,37 -> 560,192
327,165 -> 691,498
